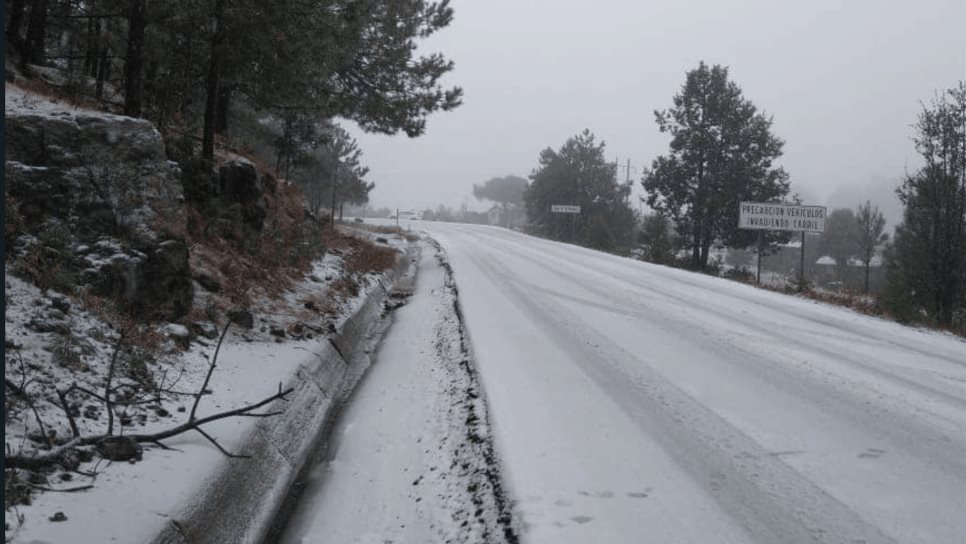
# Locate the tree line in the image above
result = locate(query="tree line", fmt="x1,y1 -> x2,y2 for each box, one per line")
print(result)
6,0 -> 462,215
476,63 -> 963,331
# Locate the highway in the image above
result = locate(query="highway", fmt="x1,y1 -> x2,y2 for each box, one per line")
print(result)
418,221 -> 966,544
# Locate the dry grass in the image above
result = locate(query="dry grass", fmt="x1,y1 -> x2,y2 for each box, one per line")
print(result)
353,223 -> 420,243
322,227 -> 399,275
12,77 -> 111,112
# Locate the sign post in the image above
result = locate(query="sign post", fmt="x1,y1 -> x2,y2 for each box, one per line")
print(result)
739,202 -> 826,289
551,205 -> 581,244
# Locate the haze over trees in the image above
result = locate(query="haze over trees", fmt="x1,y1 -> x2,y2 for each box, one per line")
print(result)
884,83 -> 966,326
818,208 -> 861,281
642,62 -> 791,269
524,130 -> 636,252
473,176 -> 528,210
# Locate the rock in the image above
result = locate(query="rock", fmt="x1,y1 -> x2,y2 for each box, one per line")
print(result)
75,200 -> 118,239
46,308 -> 67,322
48,293 -> 71,312
76,448 -> 95,463
218,159 -> 267,231
260,172 -> 277,194
135,239 -> 193,320
228,309 -> 254,329
96,436 -> 142,462
165,323 -> 191,349
27,472 -> 49,485
5,101 -> 191,320
269,325 -> 286,338
49,512 -> 67,522
376,237 -> 389,244
195,272 -> 222,293
28,318 -> 70,335
190,320 -> 219,340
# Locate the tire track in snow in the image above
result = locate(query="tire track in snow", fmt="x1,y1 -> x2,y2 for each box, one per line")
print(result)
429,238 -> 521,544
461,246 -> 900,544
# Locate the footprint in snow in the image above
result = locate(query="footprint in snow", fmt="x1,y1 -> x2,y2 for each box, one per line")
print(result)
570,515 -> 594,524
858,448 -> 886,459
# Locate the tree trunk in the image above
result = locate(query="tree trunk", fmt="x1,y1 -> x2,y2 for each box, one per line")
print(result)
215,86 -> 232,134
84,17 -> 99,76
201,0 -> 227,161
22,0 -> 48,69
329,163 -> 338,224
123,0 -> 147,117
7,0 -> 27,52
95,41 -> 109,100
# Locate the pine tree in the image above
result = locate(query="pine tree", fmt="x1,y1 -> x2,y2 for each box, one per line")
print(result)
642,62 -> 790,269
525,130 -> 636,252
884,83 -> 966,326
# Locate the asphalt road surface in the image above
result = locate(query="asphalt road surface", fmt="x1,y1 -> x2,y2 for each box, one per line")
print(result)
416,221 -> 966,544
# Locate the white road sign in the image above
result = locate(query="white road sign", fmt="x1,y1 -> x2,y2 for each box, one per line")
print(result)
739,202 -> 826,232
551,205 -> 581,213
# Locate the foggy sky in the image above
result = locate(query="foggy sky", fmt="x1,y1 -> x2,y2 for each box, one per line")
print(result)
347,0 -> 965,226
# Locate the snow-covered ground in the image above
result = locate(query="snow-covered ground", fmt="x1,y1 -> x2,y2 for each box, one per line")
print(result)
4,243 -> 395,543
281,242 -> 516,543
406,221 -> 966,544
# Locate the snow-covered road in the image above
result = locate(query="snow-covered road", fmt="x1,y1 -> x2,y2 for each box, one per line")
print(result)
281,244 -> 516,544
419,222 -> 966,544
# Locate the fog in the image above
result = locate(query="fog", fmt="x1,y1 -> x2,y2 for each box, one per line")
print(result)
347,0 -> 965,226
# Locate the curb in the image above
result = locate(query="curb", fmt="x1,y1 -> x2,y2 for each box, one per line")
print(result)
150,246 -> 417,544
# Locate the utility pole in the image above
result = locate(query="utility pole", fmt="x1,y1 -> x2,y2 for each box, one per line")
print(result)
329,162 -> 339,225
616,158 -> 637,205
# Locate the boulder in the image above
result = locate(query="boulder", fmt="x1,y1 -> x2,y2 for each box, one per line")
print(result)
95,436 -> 142,462
6,98 -> 193,319
228,309 -> 255,329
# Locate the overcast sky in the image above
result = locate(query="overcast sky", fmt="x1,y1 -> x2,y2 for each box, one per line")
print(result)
347,0 -> 965,225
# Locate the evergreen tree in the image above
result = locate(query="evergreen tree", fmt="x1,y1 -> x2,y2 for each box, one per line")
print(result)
817,208 -> 861,282
525,130 -> 635,252
884,83 -> 966,326
473,176 -> 528,210
638,214 -> 676,264
642,62 -> 790,269
854,200 -> 888,293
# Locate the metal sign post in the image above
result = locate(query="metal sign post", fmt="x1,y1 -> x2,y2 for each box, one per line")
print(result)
551,205 -> 581,243
799,231 -> 806,289
757,230 -> 763,284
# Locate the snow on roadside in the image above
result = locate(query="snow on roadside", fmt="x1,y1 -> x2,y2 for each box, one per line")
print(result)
280,241 -> 518,544
4,230 -> 406,544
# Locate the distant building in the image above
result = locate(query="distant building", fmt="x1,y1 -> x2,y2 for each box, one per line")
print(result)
813,254 -> 885,291
486,204 -> 526,229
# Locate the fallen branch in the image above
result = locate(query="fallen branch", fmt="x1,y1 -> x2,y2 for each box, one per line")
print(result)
5,319 -> 294,471
26,483 -> 95,493
5,383 -> 292,469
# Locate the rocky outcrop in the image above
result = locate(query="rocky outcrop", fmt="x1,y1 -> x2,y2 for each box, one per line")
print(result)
6,89 -> 192,319
180,154 -> 274,235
